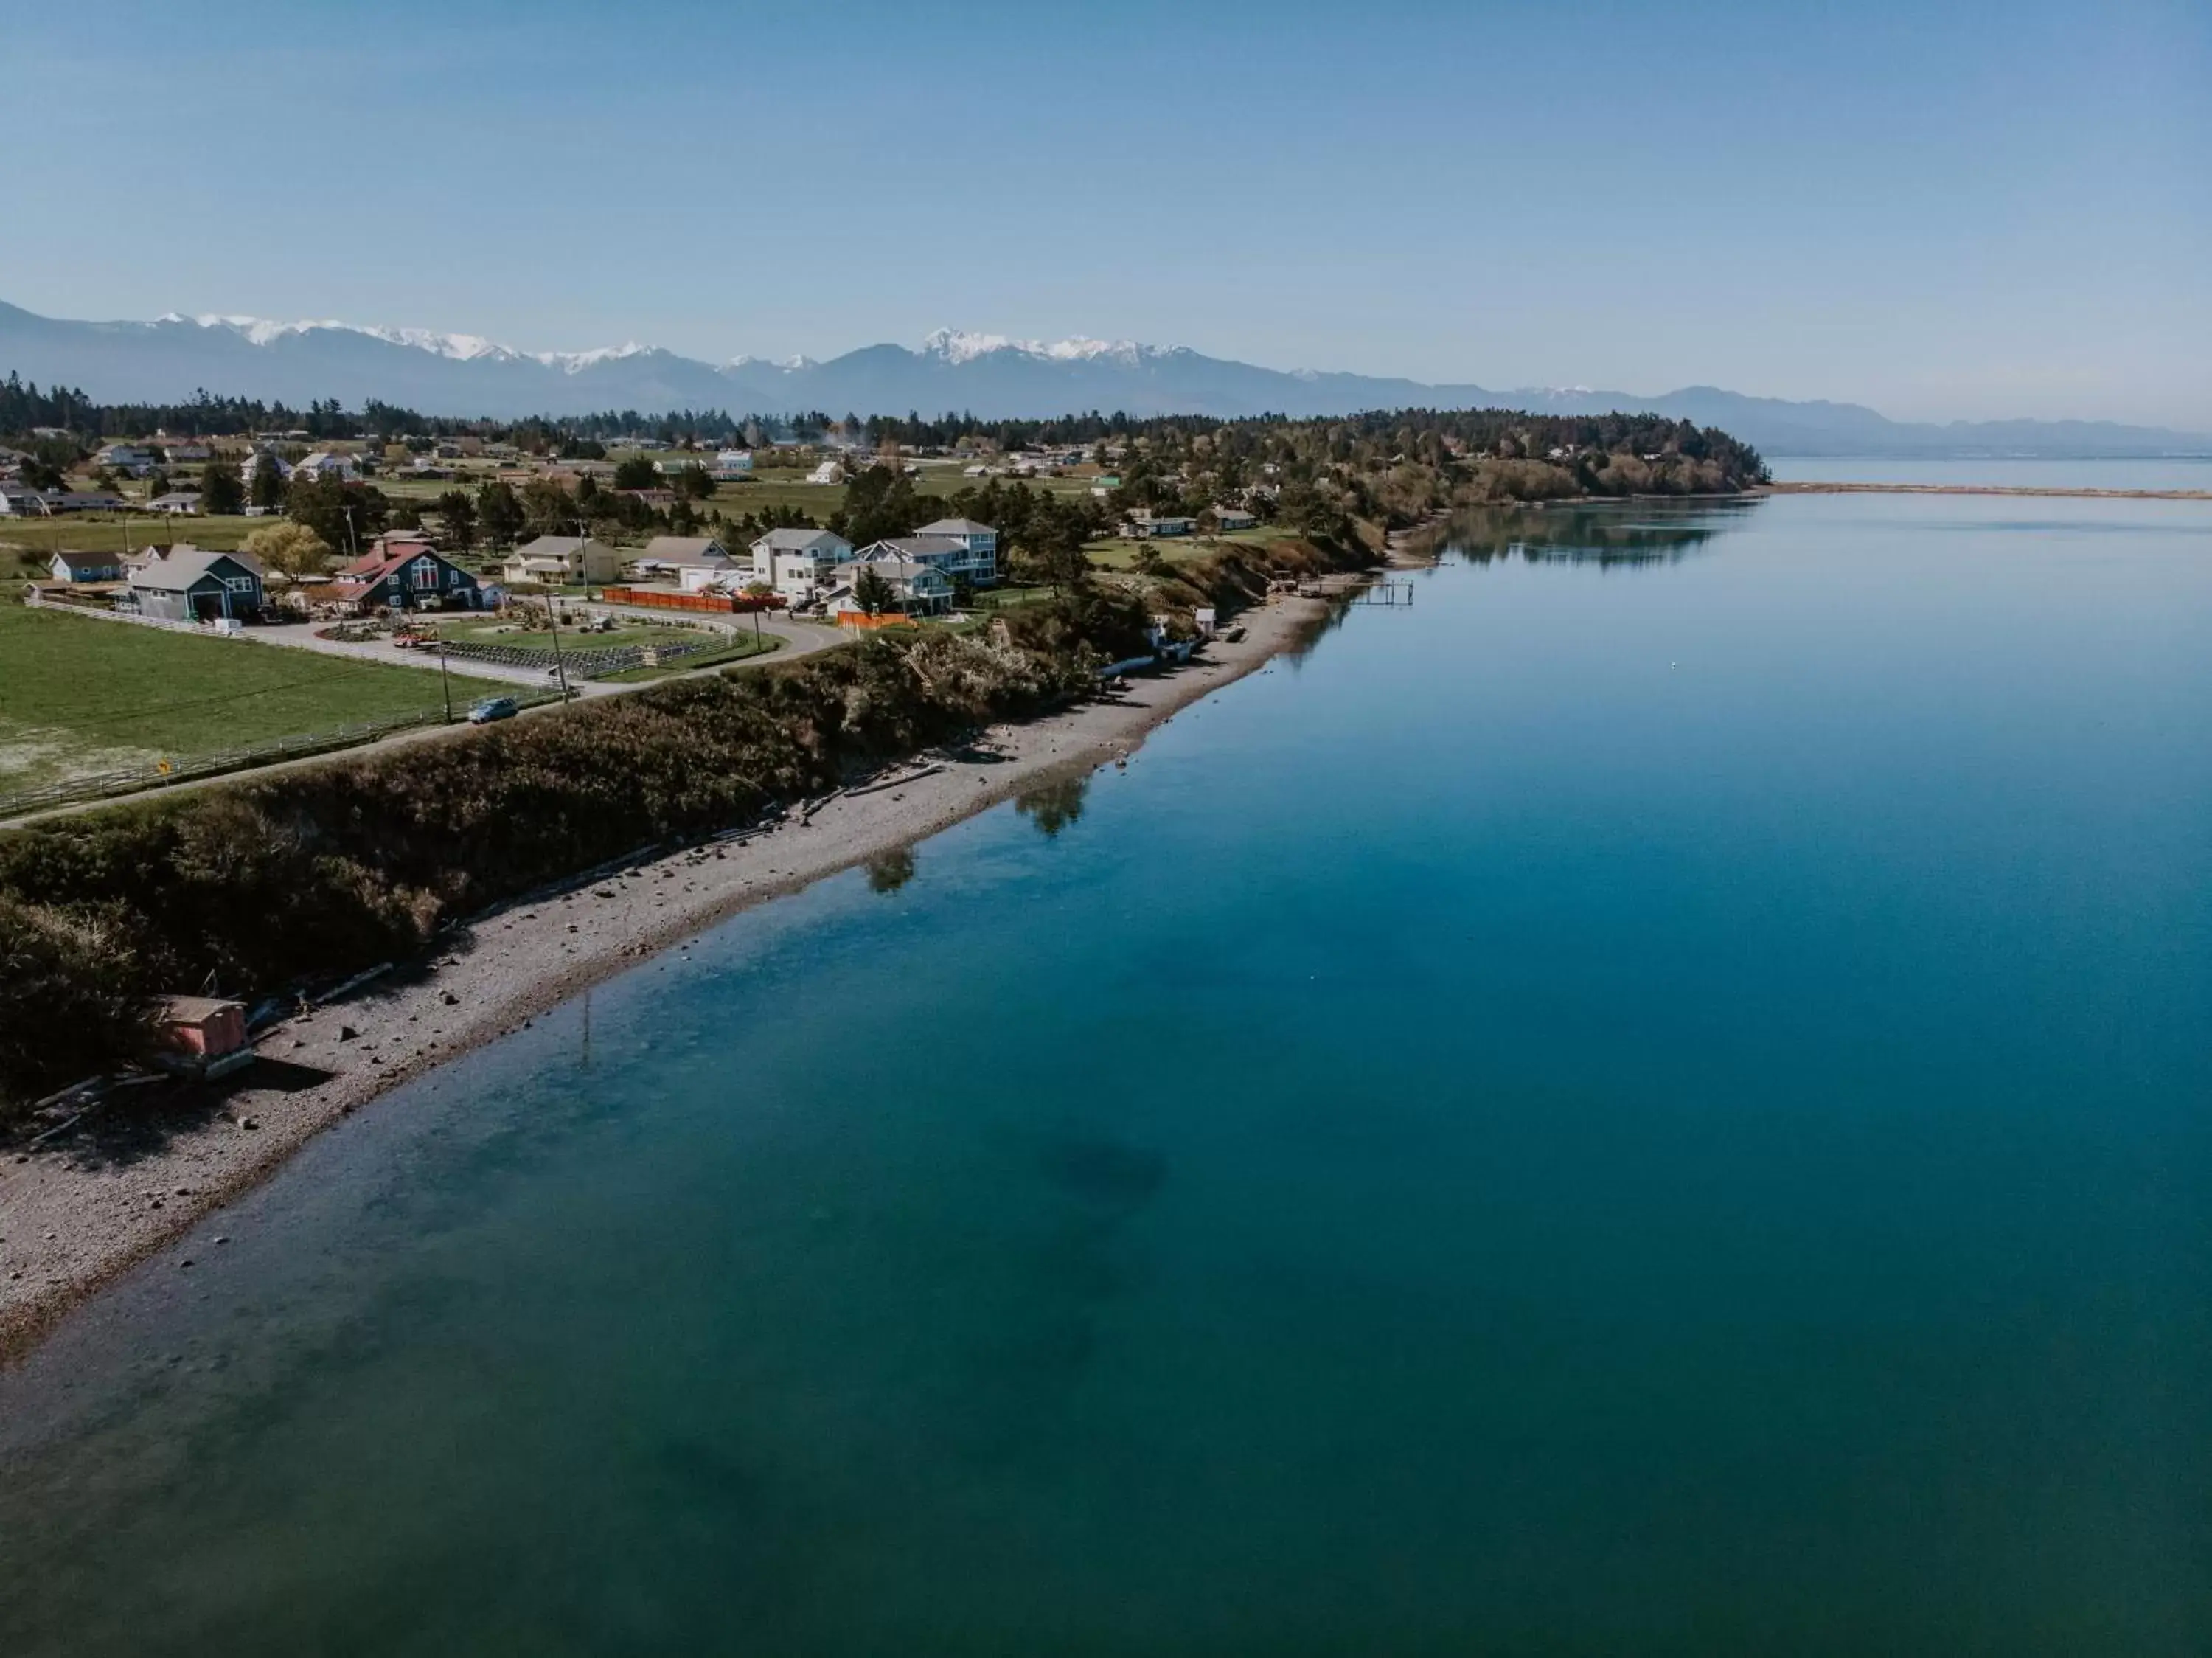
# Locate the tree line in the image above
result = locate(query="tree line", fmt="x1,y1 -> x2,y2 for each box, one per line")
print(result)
3,378 -> 1764,486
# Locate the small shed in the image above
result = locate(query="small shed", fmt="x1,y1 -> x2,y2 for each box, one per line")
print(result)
153,996 -> 255,1080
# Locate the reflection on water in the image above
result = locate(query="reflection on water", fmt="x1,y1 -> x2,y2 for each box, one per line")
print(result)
1444,499 -> 1756,567
863,846 -> 918,893
1013,774 -> 1090,839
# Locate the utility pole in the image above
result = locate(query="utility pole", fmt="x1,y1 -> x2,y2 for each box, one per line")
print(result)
437,637 -> 453,723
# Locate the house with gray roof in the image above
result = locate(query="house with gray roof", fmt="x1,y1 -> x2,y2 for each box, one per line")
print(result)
851,534 -> 975,585
910,517 -> 998,584
829,548 -> 953,617
49,549 -> 128,584
749,527 -> 852,603
633,535 -> 741,592
126,544 -> 266,621
501,535 -> 619,586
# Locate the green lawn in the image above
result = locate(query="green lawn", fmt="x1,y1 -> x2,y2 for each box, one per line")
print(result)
0,601 -> 462,794
1,513 -> 268,558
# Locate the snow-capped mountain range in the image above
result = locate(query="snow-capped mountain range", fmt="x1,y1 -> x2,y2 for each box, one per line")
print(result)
165,313 -> 656,373
2,301 -> 2202,457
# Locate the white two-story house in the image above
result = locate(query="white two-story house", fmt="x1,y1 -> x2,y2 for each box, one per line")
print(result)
751,527 -> 853,606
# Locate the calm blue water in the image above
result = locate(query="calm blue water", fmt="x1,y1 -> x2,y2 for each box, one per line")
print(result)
1769,455 -> 2212,490
4,494 -> 2210,1656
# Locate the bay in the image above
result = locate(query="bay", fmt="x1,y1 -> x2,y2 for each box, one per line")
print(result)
3,493 -> 2209,1657
1768,454 -> 2212,490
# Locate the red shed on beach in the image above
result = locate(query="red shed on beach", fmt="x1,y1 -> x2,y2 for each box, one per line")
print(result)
153,996 -> 254,1080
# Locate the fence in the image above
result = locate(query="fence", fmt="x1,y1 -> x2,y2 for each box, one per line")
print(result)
599,586 -> 787,615
24,590 -> 219,636
0,693 -> 563,821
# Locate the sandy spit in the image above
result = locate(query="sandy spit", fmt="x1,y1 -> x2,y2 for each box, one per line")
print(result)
0,594 -> 1327,1363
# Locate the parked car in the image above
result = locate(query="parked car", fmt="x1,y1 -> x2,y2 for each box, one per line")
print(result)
467,696 -> 519,724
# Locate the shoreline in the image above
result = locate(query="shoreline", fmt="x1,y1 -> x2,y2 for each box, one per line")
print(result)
0,592 -> 1335,1364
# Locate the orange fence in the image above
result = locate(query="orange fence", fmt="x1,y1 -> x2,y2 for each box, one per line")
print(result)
599,586 -> 786,615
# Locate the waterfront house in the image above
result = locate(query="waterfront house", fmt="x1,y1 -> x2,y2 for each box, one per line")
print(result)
828,549 -> 953,617
1211,506 -> 1257,532
48,549 -> 127,583
750,527 -> 852,605
847,534 -> 976,590
910,517 -> 999,585
712,448 -> 754,479
145,490 -> 204,516
501,535 -> 620,586
127,545 -> 265,622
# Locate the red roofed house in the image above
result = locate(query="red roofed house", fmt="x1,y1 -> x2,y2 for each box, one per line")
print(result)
330,541 -> 483,611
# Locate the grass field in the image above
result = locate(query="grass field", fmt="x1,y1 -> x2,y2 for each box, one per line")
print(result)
1,513 -> 267,558
0,601 -> 463,794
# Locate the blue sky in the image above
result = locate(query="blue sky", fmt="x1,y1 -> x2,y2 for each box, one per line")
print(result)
3,0 -> 2205,426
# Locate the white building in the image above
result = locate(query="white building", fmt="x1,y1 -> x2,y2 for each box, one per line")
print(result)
501,535 -> 620,586
293,451 -> 359,483
633,535 -> 741,592
749,527 -> 853,605
805,459 -> 844,485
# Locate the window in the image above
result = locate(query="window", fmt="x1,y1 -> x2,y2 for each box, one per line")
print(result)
412,556 -> 439,588
223,575 -> 255,594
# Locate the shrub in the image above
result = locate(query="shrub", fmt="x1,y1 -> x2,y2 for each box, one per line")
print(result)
0,594 -> 1182,1106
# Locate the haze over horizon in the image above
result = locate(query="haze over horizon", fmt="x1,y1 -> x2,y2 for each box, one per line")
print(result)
1,0 -> 2205,429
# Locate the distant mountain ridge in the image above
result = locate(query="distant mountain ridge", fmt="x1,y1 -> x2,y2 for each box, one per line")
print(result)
1,301 -> 2202,458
